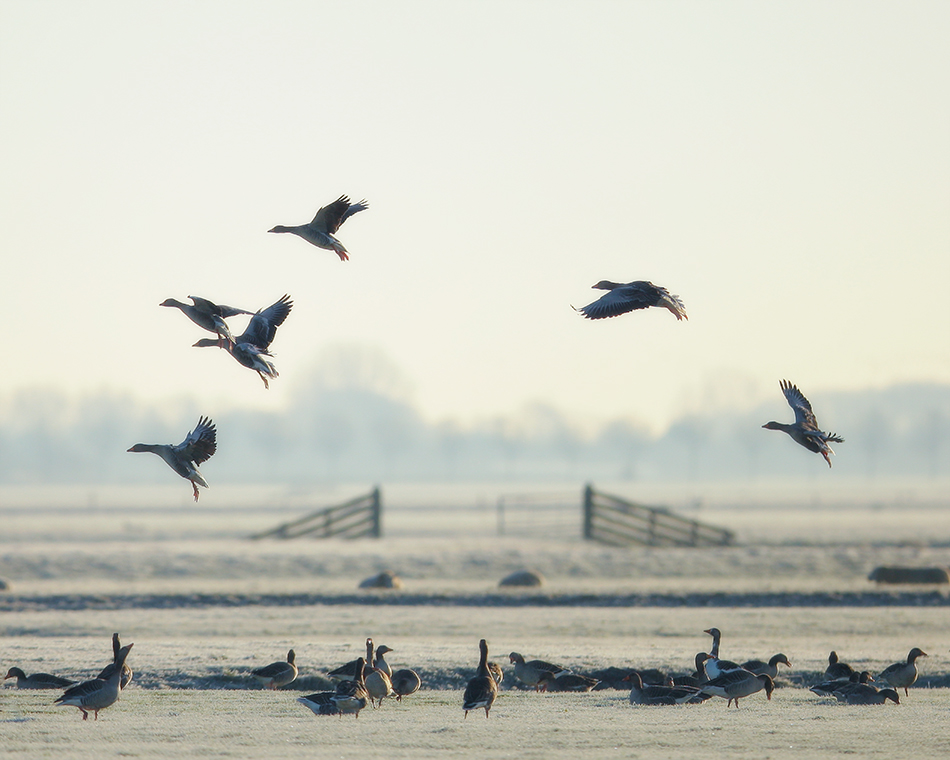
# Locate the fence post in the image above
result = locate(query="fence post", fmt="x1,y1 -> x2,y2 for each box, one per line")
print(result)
371,486 -> 382,537
583,483 -> 594,540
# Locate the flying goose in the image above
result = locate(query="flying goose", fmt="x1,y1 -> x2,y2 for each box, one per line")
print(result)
193,295 -> 292,389
127,416 -> 216,502
160,296 -> 253,346
763,380 -> 843,467
575,280 -> 688,321
269,195 -> 368,261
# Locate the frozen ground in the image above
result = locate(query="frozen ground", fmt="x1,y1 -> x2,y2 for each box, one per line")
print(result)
2,482 -> 950,758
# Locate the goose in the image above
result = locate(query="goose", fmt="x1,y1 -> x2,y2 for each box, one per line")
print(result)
844,685 -> 901,705
54,643 -> 132,720
508,652 -> 569,690
625,671 -> 707,705
373,645 -> 394,679
332,658 -> 369,718
391,668 -> 421,701
763,380 -> 843,467
127,416 -> 216,502
159,296 -> 253,346
269,195 -> 369,261
463,639 -> 498,719
877,648 -> 927,696
673,653 -> 714,687
251,649 -> 297,690
699,670 -> 774,708
97,632 -> 133,689
487,662 -> 504,686
574,280 -> 687,321
536,671 -> 600,692
328,638 -> 376,682
364,640 -> 395,708
298,690 -> 339,716
702,629 -> 744,679
810,670 -> 873,699
740,653 -> 791,679
4,667 -> 75,690
193,295 -> 292,389
824,651 -> 855,680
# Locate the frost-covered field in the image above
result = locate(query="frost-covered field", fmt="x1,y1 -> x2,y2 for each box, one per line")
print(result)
2,482 -> 950,758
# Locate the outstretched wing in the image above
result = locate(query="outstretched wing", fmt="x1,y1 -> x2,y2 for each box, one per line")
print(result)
240,295 -> 293,349
575,282 -> 657,319
780,380 -> 818,428
177,417 -> 216,466
311,195 -> 367,234
188,296 -> 254,319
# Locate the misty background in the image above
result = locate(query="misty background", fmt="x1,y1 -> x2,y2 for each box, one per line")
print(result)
2,345 -> 947,489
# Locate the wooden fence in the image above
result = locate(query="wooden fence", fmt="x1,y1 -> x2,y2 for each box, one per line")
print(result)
582,484 -> 733,547
249,487 -> 381,540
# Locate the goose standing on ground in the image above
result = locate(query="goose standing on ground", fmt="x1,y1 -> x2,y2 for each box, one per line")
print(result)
762,380 -> 844,467
373,645 -> 394,679
160,296 -> 253,346
127,417 -> 216,502
824,651 -> 855,680
193,295 -> 292,389
268,195 -> 369,261
574,280 -> 688,321
740,653 -> 791,679
298,690 -> 339,716
877,648 -> 927,696
4,667 -> 75,689
509,652 -> 569,690
332,658 -> 369,718
54,643 -> 133,720
391,668 -> 421,702
251,649 -> 298,690
463,639 -> 498,719
97,632 -> 133,689
699,670 -> 774,708
702,629 -> 743,679
364,641 -> 395,708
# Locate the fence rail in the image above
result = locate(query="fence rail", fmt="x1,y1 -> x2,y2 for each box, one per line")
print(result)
249,487 -> 381,540
582,484 -> 733,547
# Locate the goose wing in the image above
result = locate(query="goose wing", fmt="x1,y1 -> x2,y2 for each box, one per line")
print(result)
175,417 -> 216,466
238,295 -> 293,350
780,380 -> 819,428
311,196 -> 368,234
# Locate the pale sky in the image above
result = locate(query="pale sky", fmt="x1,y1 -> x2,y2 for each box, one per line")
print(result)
2,0 -> 948,435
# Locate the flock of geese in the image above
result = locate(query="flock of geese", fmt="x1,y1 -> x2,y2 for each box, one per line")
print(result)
4,630 -> 928,720
124,192 -> 846,501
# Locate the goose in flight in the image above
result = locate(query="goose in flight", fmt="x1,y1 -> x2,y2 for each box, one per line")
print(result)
127,417 -> 216,501
269,195 -> 368,260
193,295 -> 293,389
762,380 -> 843,467
574,280 -> 687,321
160,296 -> 254,346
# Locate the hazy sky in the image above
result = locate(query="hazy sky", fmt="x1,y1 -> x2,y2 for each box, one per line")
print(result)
2,1 -> 948,435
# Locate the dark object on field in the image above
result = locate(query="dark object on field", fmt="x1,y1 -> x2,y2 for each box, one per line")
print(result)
868,566 -> 950,584
499,569 -> 545,588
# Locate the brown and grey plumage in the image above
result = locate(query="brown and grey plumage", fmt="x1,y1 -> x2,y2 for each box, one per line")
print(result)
4,667 -> 75,689
487,662 -> 504,686
463,639 -> 498,719
624,671 -> 708,705
193,295 -> 293,389
268,195 -> 369,261
364,641 -> 395,709
332,658 -> 369,718
763,380 -> 844,467
97,632 -> 133,689
328,638 -> 376,682
575,280 -> 688,321
391,668 -> 421,701
509,652 -> 569,690
810,670 -> 873,699
373,644 -> 394,679
127,417 -> 216,502
251,649 -> 297,690
537,671 -> 600,692
740,653 -> 791,679
877,648 -> 927,696
54,643 -> 133,720
160,296 -> 253,345
298,690 -> 339,716
844,684 -> 901,705
824,650 -> 855,680
699,670 -> 774,708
